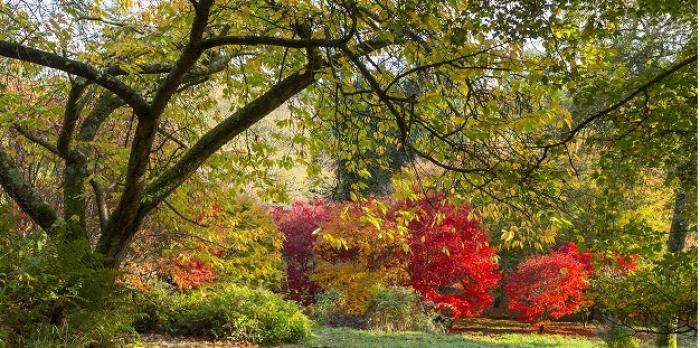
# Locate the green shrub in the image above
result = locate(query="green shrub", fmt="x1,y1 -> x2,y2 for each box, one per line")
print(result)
139,283 -> 311,345
0,218 -> 139,347
364,286 -> 440,332
599,325 -> 641,348
309,289 -> 365,328
310,287 -> 441,332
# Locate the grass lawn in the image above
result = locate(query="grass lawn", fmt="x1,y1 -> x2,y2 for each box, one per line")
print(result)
303,327 -> 604,348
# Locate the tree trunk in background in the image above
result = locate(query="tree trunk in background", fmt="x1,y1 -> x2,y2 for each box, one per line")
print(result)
334,114 -> 411,200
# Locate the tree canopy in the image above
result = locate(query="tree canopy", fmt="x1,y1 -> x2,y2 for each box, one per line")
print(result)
0,0 -> 695,269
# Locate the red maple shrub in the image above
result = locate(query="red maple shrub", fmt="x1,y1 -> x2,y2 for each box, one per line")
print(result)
557,242 -> 594,271
504,245 -> 591,323
558,241 -> 638,274
166,255 -> 219,291
400,195 -> 501,319
272,199 -> 330,303
614,254 -> 639,272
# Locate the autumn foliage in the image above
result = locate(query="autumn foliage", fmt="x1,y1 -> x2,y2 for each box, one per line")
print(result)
312,199 -> 409,314
167,255 -> 219,291
272,199 -> 330,303
504,244 -> 591,322
402,196 -> 501,319
126,194 -> 285,292
304,194 -> 501,319
558,242 -> 639,274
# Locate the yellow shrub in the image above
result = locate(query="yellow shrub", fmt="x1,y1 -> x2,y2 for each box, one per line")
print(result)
311,199 -> 408,314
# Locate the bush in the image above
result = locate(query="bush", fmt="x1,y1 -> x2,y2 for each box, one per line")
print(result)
504,246 -> 591,322
590,250 -> 697,343
399,195 -> 501,319
272,199 -> 330,303
599,325 -> 641,348
139,283 -> 311,345
309,287 -> 441,332
364,286 -> 440,332
312,199 -> 408,314
156,194 -> 286,291
0,226 -> 139,347
309,289 -> 365,328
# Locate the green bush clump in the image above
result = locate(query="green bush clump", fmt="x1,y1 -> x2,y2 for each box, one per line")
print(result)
364,286 -> 441,332
310,286 -> 441,332
598,325 -> 641,348
139,283 -> 311,345
0,217 -> 139,347
309,289 -> 365,328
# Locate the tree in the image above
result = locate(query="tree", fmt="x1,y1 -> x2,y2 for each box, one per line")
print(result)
402,195 -> 501,319
272,199 -> 330,303
591,251 -> 697,346
547,8 -> 697,345
332,80 -> 413,200
505,247 -> 591,331
2,0 -> 694,271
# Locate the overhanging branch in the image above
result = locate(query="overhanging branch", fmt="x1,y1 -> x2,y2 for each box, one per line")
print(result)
0,41 -> 150,117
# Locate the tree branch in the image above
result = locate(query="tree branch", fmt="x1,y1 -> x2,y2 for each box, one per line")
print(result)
90,178 -> 109,230
57,82 -> 88,155
12,124 -> 61,156
76,92 -> 125,141
0,146 -> 59,232
97,0 -> 216,262
200,9 -> 356,50
164,200 -> 210,228
141,68 -> 316,213
543,54 -> 698,150
150,0 -> 215,117
96,36 -> 397,266
0,40 -> 150,116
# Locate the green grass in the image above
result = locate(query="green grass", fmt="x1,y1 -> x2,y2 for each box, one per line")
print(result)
303,327 -> 604,348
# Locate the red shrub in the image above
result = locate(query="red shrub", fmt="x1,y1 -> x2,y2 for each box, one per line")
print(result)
272,199 -> 330,303
401,195 -> 501,319
167,255 -> 218,291
558,242 -> 638,273
505,246 -> 591,322
614,254 -> 639,272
